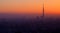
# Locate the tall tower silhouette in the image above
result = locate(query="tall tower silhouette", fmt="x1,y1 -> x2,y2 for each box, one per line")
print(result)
43,3 -> 44,18
40,3 -> 45,23
42,3 -> 44,19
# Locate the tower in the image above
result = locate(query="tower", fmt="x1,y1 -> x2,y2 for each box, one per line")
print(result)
42,3 -> 44,18
41,3 -> 44,22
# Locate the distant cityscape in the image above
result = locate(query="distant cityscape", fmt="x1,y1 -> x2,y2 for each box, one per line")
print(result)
0,16 -> 60,33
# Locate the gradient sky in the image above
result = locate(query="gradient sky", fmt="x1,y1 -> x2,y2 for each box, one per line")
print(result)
0,0 -> 60,17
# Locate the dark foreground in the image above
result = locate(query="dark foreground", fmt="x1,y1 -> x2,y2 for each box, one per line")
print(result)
0,17 -> 60,33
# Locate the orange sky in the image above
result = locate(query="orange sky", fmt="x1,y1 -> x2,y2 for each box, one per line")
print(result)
0,0 -> 60,17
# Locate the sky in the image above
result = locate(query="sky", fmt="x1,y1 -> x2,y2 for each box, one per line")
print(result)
0,0 -> 60,17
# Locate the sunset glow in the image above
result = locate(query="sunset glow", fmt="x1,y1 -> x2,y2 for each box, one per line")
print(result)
0,0 -> 60,17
